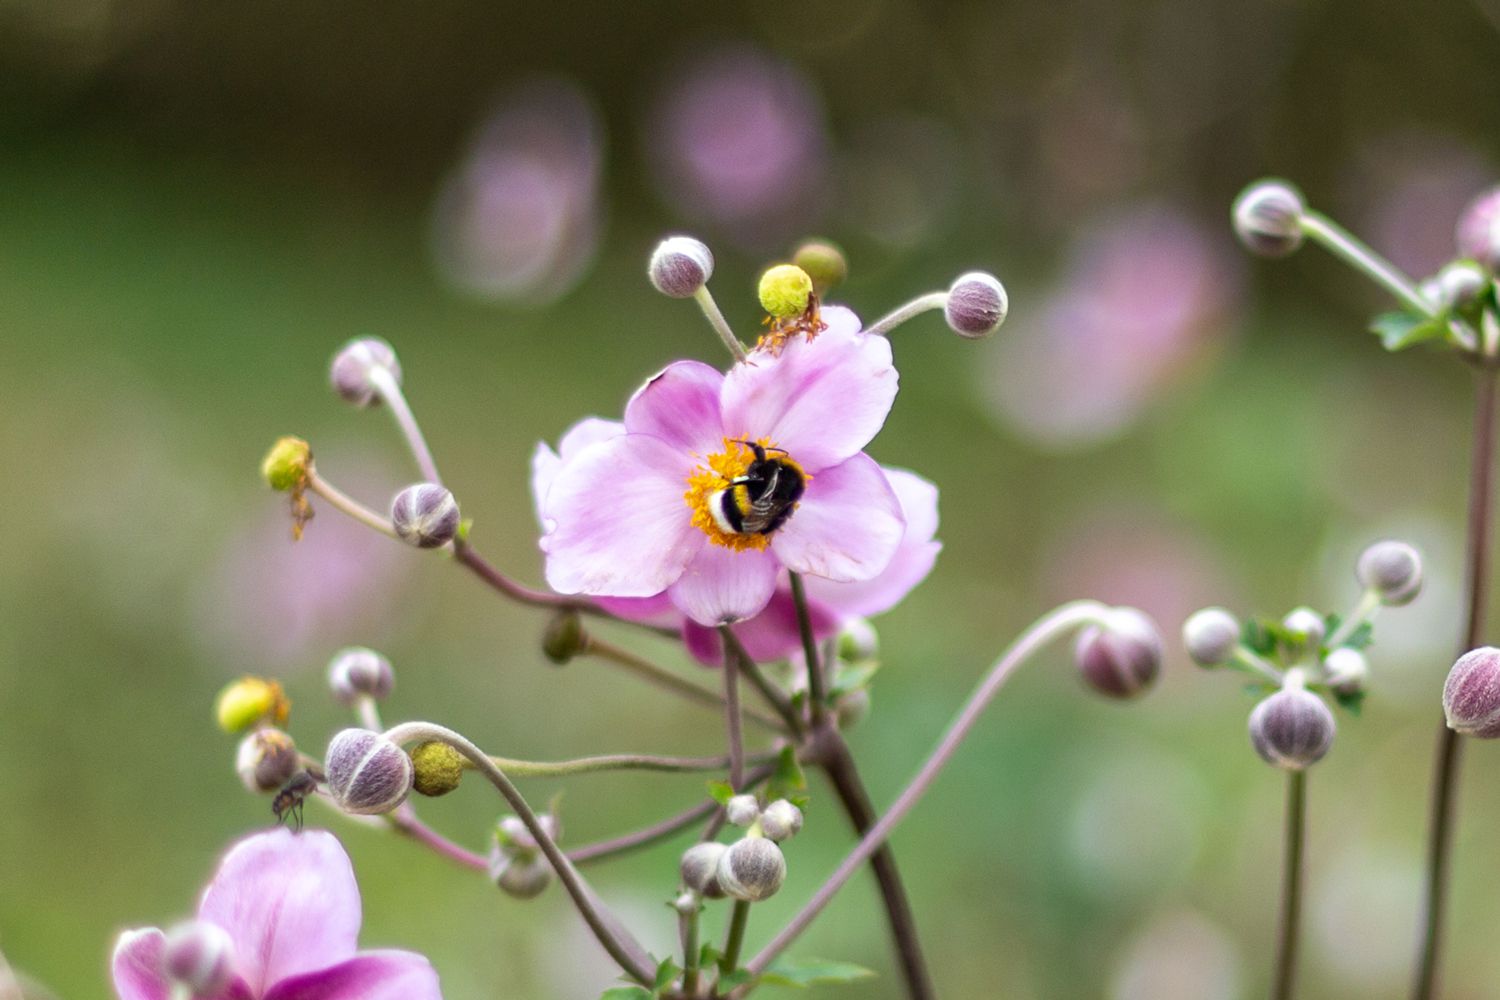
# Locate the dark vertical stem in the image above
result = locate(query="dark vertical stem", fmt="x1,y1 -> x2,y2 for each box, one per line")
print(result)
788,573 -> 828,726
1272,770 -> 1307,1000
722,631 -> 746,792
721,627 -> 805,738
1413,369 -> 1497,1000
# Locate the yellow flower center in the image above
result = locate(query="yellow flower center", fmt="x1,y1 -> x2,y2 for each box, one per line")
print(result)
684,437 -> 805,551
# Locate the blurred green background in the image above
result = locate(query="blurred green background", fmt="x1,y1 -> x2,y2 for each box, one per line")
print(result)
6,1 -> 1500,997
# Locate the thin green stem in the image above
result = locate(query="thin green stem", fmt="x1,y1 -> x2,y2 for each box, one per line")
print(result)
1272,770 -> 1307,1000
1232,646 -> 1285,685
484,750 -> 775,778
864,291 -> 949,337
694,286 -> 749,362
1299,213 -> 1435,319
787,573 -> 827,727
369,366 -> 442,484
721,627 -> 805,738
585,637 -> 785,733
1326,589 -> 1380,648
682,901 -> 703,997
305,469 -> 398,539
719,900 -> 752,985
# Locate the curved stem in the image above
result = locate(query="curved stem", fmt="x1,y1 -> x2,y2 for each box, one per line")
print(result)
864,292 -> 948,337
787,574 -> 827,727
586,637 -> 786,733
386,806 -> 489,872
381,722 -> 655,984
485,749 -> 775,778
694,285 -> 749,363
1272,770 -> 1307,1000
369,367 -> 442,485
1298,213 -> 1435,319
305,469 -> 398,539
741,600 -> 1110,985
1326,589 -> 1380,649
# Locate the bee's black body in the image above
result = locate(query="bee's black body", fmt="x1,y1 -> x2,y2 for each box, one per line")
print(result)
714,443 -> 805,536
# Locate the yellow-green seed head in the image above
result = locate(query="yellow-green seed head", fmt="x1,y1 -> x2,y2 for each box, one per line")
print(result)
261,437 -> 312,492
791,241 -> 847,295
410,740 -> 465,797
215,677 -> 290,734
758,264 -> 813,319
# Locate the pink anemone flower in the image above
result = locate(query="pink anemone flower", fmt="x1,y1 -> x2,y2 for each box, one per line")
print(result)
112,829 -> 441,1000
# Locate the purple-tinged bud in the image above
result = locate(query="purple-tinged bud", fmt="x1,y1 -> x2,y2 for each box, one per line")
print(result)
1457,187 -> 1500,271
1232,179 -> 1306,257
488,850 -> 553,899
1324,647 -> 1369,696
326,646 -> 394,705
717,837 -> 787,902
1356,540 -> 1423,607
1074,607 -> 1162,699
792,240 -> 848,295
1443,647 -> 1500,738
648,236 -> 714,298
495,813 -> 561,856
236,728 -> 300,794
1281,607 -> 1326,656
1249,676 -> 1335,770
162,921 -> 236,996
328,337 -> 401,408
680,841 -> 729,898
760,799 -> 803,842
541,609 -> 587,665
944,271 -> 1008,338
410,740 -> 465,797
391,483 -> 459,548
1183,607 -> 1241,667
725,794 -> 761,828
324,728 -> 413,815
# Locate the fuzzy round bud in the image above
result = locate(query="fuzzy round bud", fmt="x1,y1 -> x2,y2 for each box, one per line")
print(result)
1443,647 -> 1500,738
1356,540 -> 1423,607
1074,607 -> 1162,699
215,677 -> 289,734
391,483 -> 459,548
759,799 -> 804,842
324,728 -> 413,815
326,646 -> 394,705
328,337 -> 401,408
162,921 -> 236,997
717,837 -> 787,902
758,264 -> 813,318
1249,681 -> 1335,770
679,841 -> 729,898
1232,179 -> 1306,257
1281,607 -> 1326,654
541,610 -> 587,665
260,437 -> 312,492
1427,260 -> 1488,311
944,271 -> 1009,338
792,240 -> 848,295
836,617 -> 879,664
409,740 -> 465,797
648,236 -> 714,298
488,850 -> 553,899
495,814 -> 561,857
1182,607 -> 1241,667
1457,187 -> 1500,271
1324,647 -> 1369,696
725,794 -> 761,828
236,728 -> 300,793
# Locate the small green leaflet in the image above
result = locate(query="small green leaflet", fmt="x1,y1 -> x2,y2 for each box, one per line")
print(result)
761,957 -> 877,988
707,780 -> 735,805
718,968 -> 753,990
653,958 -> 682,992
830,660 -> 878,696
1241,618 -> 1281,657
598,989 -> 652,1000
766,745 -> 809,809
1369,311 -> 1448,352
1333,687 -> 1366,716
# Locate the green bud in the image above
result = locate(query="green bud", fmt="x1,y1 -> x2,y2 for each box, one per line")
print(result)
215,677 -> 289,734
791,240 -> 848,295
410,740 -> 465,797
260,437 -> 312,492
542,610 -> 587,665
758,264 -> 814,319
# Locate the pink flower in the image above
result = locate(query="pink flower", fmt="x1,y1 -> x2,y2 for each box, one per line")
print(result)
112,829 -> 441,1000
534,307 -> 904,627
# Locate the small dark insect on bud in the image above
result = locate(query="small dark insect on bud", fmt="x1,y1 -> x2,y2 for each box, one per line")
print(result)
324,728 -> 413,815
648,236 -> 715,298
162,921 -> 236,997
759,799 -> 803,842
1182,607 -> 1241,667
391,483 -> 460,548
236,728 -> 300,793
679,841 -> 729,898
1249,676 -> 1335,770
1074,607 -> 1162,699
1356,540 -> 1423,607
327,646 -> 394,705
717,837 -> 787,902
410,740 -> 465,797
1232,179 -> 1307,257
1457,186 -> 1500,272
1443,647 -> 1500,738
541,609 -> 587,665
329,337 -> 401,408
943,271 -> 1009,338
791,240 -> 848,296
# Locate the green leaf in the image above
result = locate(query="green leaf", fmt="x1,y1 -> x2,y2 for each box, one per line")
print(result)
766,745 -> 809,809
761,957 -> 878,988
598,989 -> 652,1000
653,957 -> 681,992
717,969 -> 754,990
1333,687 -> 1366,716
1242,618 -> 1280,657
707,780 -> 735,805
830,660 -> 879,696
699,944 -> 722,968
1342,621 -> 1374,651
1369,311 -> 1448,351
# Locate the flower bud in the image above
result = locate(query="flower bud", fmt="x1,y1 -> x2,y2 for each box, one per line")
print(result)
943,271 -> 1009,338
834,687 -> 871,729
1427,260 -> 1488,311
1323,647 -> 1369,696
648,236 -> 714,298
1356,540 -> 1423,607
1281,607 -> 1326,656
162,921 -> 236,997
717,837 -> 787,902
759,799 -> 803,842
488,850 -> 553,899
215,677 -> 290,734
1443,647 -> 1500,738
328,337 -> 401,408
1249,679 -> 1335,769
326,646 -> 394,705
495,813 -> 562,856
236,728 -> 300,793
725,794 -> 761,828
792,240 -> 848,295
836,617 -> 878,663
1457,186 -> 1500,271
1074,607 -> 1162,699
410,740 -> 465,797
324,728 -> 413,815
1232,179 -> 1306,257
679,841 -> 729,898
391,483 -> 459,548
260,437 -> 312,493
541,609 -> 587,665
1182,607 -> 1241,667
672,890 -> 701,915
758,264 -> 813,319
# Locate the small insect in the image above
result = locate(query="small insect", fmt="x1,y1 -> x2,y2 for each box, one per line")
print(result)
710,442 -> 806,536
272,770 -> 320,831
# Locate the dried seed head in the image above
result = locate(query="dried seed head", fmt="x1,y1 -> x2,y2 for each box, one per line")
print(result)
236,728 -> 300,794
323,728 -> 413,815
329,337 -> 401,408
1074,607 -> 1162,699
648,236 -> 714,298
391,483 -> 460,548
1443,647 -> 1500,738
944,271 -> 1009,338
717,837 -> 787,902
260,437 -> 312,493
1183,607 -> 1241,667
1232,179 -> 1306,257
326,646 -> 394,705
409,740 -> 465,797
1356,540 -> 1423,607
679,841 -> 729,898
1249,681 -> 1335,770
162,921 -> 236,996
759,799 -> 804,842
758,264 -> 814,319
215,676 -> 290,734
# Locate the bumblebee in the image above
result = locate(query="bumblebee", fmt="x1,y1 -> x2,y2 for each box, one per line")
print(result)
710,443 -> 805,536
272,769 -> 320,831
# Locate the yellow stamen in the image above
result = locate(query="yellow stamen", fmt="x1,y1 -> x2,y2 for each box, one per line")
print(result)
683,437 -> 806,550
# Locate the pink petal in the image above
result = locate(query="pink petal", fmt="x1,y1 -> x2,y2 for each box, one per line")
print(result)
623,361 -> 726,457
685,586 -> 841,665
682,621 -> 725,665
197,829 -> 361,995
540,434 -> 705,597
262,952 -> 441,1000
721,307 -> 896,472
531,418 -> 625,525
112,929 -> 170,1000
595,592 -> 684,630
668,544 -> 780,625
771,453 -> 903,582
803,466 -> 941,617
